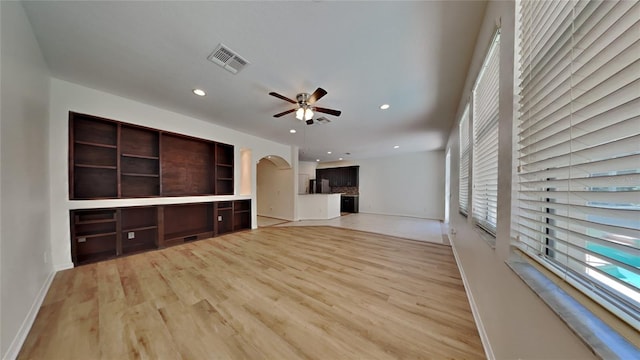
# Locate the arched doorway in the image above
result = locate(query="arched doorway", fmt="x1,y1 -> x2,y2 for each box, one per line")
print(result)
256,155 -> 293,227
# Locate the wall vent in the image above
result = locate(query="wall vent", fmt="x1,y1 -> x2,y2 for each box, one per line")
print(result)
315,117 -> 331,124
207,43 -> 249,74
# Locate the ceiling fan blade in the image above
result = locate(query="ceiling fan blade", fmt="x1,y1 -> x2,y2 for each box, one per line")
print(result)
313,106 -> 341,117
269,92 -> 297,104
307,88 -> 327,104
273,108 -> 296,118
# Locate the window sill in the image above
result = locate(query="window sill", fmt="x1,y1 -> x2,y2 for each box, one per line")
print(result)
475,225 -> 496,249
506,254 -> 640,359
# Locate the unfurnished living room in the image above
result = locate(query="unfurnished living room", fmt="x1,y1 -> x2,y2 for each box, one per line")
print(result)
1,1 -> 638,359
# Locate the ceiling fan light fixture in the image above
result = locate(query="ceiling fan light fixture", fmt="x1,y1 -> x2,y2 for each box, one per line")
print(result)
295,106 -> 314,121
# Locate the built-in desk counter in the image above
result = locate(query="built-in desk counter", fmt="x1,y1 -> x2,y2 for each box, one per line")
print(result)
297,193 -> 341,220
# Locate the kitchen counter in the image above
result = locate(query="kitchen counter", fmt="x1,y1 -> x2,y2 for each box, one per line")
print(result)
297,193 -> 341,220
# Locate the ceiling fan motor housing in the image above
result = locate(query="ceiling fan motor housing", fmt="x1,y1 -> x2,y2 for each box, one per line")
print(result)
296,93 -> 310,106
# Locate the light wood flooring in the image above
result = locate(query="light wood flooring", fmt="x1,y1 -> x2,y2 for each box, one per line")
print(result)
19,226 -> 484,359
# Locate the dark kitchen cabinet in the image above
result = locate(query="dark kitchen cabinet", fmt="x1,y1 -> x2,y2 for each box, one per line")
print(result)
316,166 -> 359,188
341,196 -> 359,213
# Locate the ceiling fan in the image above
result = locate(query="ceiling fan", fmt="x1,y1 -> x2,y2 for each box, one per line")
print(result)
269,87 -> 342,125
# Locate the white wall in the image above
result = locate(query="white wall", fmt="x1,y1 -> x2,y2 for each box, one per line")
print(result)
446,1 -> 596,359
298,161 -> 317,180
0,2 -> 54,358
256,158 -> 295,220
297,161 -> 317,194
48,79 -> 292,270
319,151 -> 445,220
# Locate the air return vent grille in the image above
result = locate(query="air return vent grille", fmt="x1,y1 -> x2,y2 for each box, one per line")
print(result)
316,117 -> 331,124
207,44 -> 249,74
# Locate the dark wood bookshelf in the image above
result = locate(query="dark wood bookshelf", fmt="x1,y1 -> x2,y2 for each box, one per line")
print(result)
69,111 -> 235,199
118,206 -> 158,254
71,209 -> 118,265
70,200 -> 251,266
233,200 -> 251,232
214,143 -> 234,195
162,203 -> 214,245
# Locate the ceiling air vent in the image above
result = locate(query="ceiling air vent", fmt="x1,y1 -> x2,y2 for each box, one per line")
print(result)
316,117 -> 331,124
207,43 -> 249,74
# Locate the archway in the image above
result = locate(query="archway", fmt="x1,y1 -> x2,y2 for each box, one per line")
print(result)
256,155 -> 294,226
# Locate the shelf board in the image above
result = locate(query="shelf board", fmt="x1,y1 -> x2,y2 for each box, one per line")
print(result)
75,163 -> 117,170
217,207 -> 232,210
76,219 -> 116,225
122,225 -> 157,232
75,231 -> 117,239
121,173 -> 160,178
121,153 -> 159,160
217,178 -> 233,181
234,210 -> 250,214
164,228 -> 213,241
216,163 -> 233,167
75,140 -> 117,149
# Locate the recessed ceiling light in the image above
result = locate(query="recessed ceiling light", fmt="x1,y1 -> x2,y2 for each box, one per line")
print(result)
289,129 -> 296,134
380,104 -> 390,110
394,145 -> 400,149
339,158 -> 343,161
327,151 -> 332,154
192,88 -> 206,96
316,159 -> 320,162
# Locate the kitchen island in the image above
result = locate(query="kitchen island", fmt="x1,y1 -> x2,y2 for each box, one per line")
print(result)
297,193 -> 341,220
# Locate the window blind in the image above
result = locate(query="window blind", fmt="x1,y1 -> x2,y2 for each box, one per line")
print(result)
459,104 -> 471,215
516,0 -> 640,329
472,31 -> 501,235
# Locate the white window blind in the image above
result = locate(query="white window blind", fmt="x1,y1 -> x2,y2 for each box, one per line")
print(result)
516,0 -> 640,329
459,104 -> 471,215
472,31 -> 501,235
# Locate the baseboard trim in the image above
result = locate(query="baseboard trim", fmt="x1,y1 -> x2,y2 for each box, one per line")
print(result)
3,270 -> 55,360
53,262 -> 73,271
358,210 -> 443,221
450,237 -> 495,360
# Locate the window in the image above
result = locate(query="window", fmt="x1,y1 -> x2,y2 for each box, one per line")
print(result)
472,31 -> 501,236
458,104 -> 470,215
515,0 -> 639,329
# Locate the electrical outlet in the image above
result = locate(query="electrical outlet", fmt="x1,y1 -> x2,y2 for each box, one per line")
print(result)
218,215 -> 223,221
78,237 -> 86,243
128,232 -> 135,239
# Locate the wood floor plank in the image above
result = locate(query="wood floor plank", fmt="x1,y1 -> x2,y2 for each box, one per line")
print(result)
18,226 -> 485,359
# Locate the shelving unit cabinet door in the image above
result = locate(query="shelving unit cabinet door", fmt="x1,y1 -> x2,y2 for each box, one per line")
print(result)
120,126 -> 160,197
70,113 -> 118,199
350,166 -> 359,187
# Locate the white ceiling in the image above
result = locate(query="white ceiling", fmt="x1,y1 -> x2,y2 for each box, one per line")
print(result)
22,0 -> 486,162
